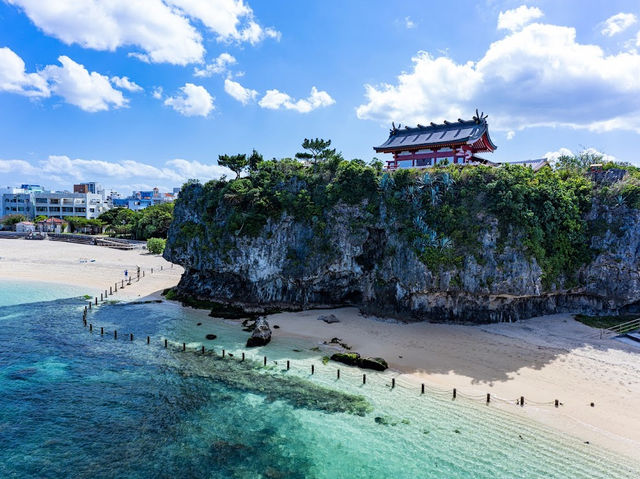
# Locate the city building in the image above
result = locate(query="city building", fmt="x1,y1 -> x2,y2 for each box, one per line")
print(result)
112,187 -> 177,211
374,111 -> 497,170
33,191 -> 109,219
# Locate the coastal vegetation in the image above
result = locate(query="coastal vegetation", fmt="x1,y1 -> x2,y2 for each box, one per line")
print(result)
98,202 -> 174,240
173,140 -> 632,288
146,237 -> 166,254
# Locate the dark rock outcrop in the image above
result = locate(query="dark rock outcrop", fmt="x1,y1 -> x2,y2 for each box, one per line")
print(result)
246,317 -> 272,347
318,314 -> 339,323
330,353 -> 388,371
165,181 -> 640,323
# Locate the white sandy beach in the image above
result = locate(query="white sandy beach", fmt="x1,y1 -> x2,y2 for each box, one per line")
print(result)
1,238 -> 639,460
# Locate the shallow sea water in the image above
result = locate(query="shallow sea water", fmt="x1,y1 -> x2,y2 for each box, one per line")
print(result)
1,280 -> 639,478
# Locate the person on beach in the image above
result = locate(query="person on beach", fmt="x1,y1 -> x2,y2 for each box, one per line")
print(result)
124,269 -> 128,278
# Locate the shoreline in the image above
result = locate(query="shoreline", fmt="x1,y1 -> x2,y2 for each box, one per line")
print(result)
2,238 -> 639,462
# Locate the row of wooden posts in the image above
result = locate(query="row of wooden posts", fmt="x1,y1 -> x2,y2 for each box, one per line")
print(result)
82,265 -> 560,409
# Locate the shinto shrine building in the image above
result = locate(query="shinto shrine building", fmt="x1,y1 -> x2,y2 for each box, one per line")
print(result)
374,111 -> 497,170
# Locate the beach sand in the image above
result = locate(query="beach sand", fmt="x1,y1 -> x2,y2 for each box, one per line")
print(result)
0,238 -> 182,300
1,238 -> 638,460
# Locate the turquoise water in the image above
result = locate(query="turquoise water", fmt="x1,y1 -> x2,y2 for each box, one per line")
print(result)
1,280 -> 639,478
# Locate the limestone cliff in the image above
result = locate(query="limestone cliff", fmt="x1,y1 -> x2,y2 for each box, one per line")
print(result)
164,162 -> 640,323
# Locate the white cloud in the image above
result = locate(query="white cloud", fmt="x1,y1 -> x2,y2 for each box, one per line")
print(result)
42,56 -> 127,112
404,16 -> 416,29
506,130 -> 515,140
356,22 -> 640,133
152,86 -> 164,99
0,47 -> 49,97
110,76 -> 143,92
6,0 -> 278,65
497,5 -> 543,32
601,12 -> 637,37
0,48 -> 129,112
0,155 -> 233,191
258,86 -> 335,113
194,53 -> 236,77
164,83 -> 214,117
544,147 -> 573,163
224,78 -> 257,104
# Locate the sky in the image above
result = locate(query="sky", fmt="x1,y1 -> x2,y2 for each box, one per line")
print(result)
1,0 -> 640,193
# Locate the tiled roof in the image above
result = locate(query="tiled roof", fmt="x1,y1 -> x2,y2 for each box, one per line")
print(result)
374,118 -> 496,152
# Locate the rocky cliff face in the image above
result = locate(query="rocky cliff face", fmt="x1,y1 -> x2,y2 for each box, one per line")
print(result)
164,171 -> 640,323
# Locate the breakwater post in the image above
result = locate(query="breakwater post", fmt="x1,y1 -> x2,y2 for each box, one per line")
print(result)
363,374 -> 366,385
486,393 -> 490,404
89,323 -> 92,332
114,330 -> 117,340
555,399 -> 559,408
130,333 -> 133,341
164,339 -> 167,348
453,388 -> 457,399
311,364 -> 315,375
101,327 -> 104,335
201,345 -> 205,354
337,369 -> 340,380
263,356 -> 267,366
147,336 -> 150,344
391,378 -> 395,389
100,293 -> 103,301
520,396 -> 525,407
88,301 -> 91,310
421,384 -> 425,394
241,352 -> 245,362
182,342 -> 186,351
222,349 -> 225,358
110,286 -> 112,295
95,297 -> 98,305
286,360 -> 290,370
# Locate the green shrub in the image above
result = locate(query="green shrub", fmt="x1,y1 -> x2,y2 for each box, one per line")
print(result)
147,237 -> 166,254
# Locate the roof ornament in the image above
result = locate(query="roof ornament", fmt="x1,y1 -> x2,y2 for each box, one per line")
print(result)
417,124 -> 425,129
473,109 -> 488,124
390,122 -> 402,135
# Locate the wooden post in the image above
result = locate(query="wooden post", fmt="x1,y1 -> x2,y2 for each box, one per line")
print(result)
183,342 -> 186,352
164,339 -> 167,348
114,283 -> 117,292
89,323 -> 92,332
105,289 -> 107,298
121,280 -> 124,288
286,360 -> 290,370
101,327 -> 104,335
147,336 -> 150,344
453,388 -> 457,399
337,369 -> 340,379
95,297 -> 98,305
391,378 -> 395,389
242,352 -> 245,362
520,396 -> 525,407
100,293 -> 103,301
83,318 -> 86,327
486,393 -> 491,404
130,333 -> 133,341
201,345 -> 205,354
363,374 -> 366,385
555,399 -> 559,408
311,364 -> 315,375
88,301 -> 91,310
263,356 -> 267,366
114,330 -> 117,339
110,286 -> 112,295
222,349 -> 225,358
421,383 -> 425,394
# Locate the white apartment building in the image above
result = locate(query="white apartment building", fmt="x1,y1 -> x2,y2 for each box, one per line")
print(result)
33,192 -> 109,219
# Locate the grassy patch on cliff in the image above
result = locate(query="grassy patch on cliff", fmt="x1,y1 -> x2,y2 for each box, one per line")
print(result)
170,142 -> 637,289
574,313 -> 638,330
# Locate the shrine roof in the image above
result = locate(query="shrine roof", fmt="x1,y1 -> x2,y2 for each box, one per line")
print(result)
374,114 -> 497,153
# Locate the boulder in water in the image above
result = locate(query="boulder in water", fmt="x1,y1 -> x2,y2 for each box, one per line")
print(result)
330,353 -> 388,371
205,334 -> 217,340
246,317 -> 271,347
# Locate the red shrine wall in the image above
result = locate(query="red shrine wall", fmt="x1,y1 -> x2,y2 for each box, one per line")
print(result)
385,146 -> 472,170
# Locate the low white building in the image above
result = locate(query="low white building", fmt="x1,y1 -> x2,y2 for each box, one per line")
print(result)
15,221 -> 35,233
33,192 -> 109,219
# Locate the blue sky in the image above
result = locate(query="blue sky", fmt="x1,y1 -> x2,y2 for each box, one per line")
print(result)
1,0 -> 640,193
